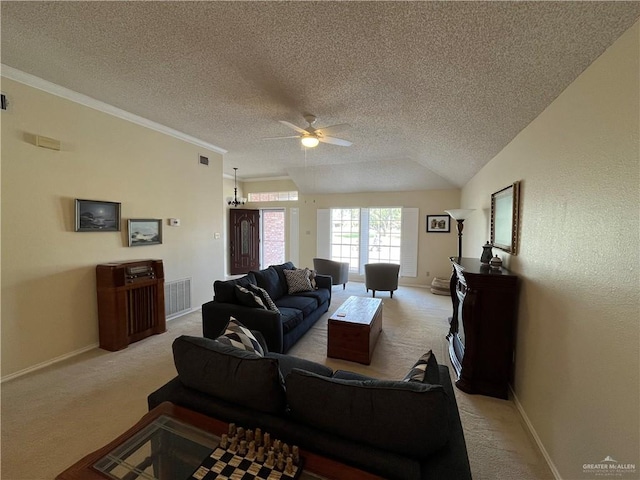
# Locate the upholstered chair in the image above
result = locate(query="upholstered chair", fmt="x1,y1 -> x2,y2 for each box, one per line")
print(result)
313,258 -> 349,289
364,263 -> 400,298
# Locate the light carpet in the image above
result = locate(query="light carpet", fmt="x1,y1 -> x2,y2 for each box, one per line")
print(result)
1,282 -> 554,479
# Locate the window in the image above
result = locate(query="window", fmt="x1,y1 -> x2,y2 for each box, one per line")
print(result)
248,191 -> 298,202
317,207 -> 418,277
261,209 -> 285,267
330,208 -> 360,272
367,208 -> 402,264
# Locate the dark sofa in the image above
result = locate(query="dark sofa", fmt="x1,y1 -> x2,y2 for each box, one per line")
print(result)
148,335 -> 473,480
202,262 -> 331,353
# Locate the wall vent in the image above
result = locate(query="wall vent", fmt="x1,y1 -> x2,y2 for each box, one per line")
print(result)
165,278 -> 192,319
199,155 -> 209,166
1,94 -> 7,111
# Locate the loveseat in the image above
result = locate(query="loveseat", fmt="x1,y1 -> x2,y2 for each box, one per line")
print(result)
148,332 -> 473,480
202,262 -> 331,353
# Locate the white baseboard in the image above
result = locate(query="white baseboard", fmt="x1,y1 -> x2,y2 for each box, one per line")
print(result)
1,342 -> 99,384
510,386 -> 563,479
166,306 -> 198,321
1,309 -> 200,384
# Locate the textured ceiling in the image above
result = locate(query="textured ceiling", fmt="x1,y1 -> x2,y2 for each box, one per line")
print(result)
2,2 -> 639,194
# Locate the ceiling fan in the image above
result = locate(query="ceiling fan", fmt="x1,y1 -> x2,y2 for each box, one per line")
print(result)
264,114 -> 352,148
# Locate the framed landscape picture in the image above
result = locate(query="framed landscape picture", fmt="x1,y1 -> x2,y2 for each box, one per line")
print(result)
75,199 -> 121,232
128,219 -> 162,246
426,215 -> 450,233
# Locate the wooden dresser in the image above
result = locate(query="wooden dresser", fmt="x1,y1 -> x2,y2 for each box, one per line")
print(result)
447,257 -> 519,399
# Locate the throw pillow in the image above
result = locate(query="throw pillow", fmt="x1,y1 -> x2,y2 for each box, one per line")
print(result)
246,283 -> 280,313
283,268 -> 313,294
403,350 -> 440,384
235,285 -> 267,310
305,267 -> 318,290
216,317 -> 265,356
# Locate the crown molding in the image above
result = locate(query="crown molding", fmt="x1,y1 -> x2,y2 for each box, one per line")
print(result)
1,64 -> 227,155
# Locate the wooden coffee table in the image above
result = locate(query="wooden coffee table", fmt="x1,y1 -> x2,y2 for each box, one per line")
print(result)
56,402 -> 381,480
327,296 -> 383,365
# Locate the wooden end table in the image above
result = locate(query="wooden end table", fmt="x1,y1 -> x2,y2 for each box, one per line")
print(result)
56,402 -> 382,480
327,296 -> 383,365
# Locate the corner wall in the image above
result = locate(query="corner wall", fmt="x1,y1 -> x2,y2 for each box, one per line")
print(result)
1,78 -> 225,378
461,22 -> 639,478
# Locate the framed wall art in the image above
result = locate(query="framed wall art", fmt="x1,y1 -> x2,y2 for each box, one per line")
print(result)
426,215 -> 451,233
490,181 -> 521,255
75,199 -> 121,232
128,219 -> 162,246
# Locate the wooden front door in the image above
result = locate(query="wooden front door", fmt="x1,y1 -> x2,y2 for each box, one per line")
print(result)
229,209 -> 260,275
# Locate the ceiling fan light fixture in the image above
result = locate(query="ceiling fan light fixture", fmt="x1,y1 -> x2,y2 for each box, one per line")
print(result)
301,136 -> 319,148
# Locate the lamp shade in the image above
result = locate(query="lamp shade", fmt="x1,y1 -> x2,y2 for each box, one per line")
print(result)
301,136 -> 320,148
444,209 -> 475,221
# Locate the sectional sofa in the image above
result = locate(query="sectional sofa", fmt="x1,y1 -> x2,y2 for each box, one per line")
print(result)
148,333 -> 473,480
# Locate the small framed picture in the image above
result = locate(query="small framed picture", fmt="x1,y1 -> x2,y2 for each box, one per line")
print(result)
426,215 -> 450,233
75,199 -> 121,232
128,219 -> 162,246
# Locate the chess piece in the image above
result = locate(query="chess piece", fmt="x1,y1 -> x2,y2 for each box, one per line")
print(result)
246,429 -> 254,442
263,433 -> 271,450
266,450 -> 275,468
285,457 -> 294,475
220,434 -> 229,449
283,443 -> 290,456
228,423 -> 236,436
239,440 -> 247,455
248,440 -> 256,458
292,445 -> 300,464
255,428 -> 262,446
277,452 -> 284,471
273,439 -> 281,453
230,437 -> 238,452
237,427 -> 245,440
257,446 -> 265,462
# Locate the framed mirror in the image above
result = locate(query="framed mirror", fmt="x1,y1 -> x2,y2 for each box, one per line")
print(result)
490,181 -> 520,255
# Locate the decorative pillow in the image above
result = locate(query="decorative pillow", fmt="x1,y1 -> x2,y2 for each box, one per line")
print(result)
216,317 -> 265,356
403,350 -> 440,385
283,268 -> 313,294
305,268 -> 318,290
246,283 -> 280,313
235,285 -> 267,310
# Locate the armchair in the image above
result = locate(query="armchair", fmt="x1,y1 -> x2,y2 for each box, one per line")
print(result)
313,258 -> 349,289
364,263 -> 400,298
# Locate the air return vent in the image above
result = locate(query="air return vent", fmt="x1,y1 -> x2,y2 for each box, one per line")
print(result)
164,278 -> 192,319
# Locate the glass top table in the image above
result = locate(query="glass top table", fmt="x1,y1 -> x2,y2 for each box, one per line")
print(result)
56,402 -> 381,480
93,415 -> 219,480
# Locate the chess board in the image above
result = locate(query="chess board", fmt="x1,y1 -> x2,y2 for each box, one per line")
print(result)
191,446 -> 302,480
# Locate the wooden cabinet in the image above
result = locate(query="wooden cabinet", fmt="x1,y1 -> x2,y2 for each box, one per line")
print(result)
96,259 -> 166,351
447,257 -> 518,399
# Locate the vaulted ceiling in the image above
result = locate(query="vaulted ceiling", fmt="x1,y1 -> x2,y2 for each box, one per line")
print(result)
2,2 -> 639,193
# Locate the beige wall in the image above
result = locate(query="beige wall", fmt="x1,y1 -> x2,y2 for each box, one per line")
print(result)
461,22 -> 639,479
1,78 -> 225,378
242,179 -> 461,285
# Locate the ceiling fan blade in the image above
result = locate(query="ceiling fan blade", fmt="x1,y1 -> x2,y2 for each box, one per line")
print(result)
279,120 -> 308,134
263,135 -> 301,140
319,136 -> 352,147
317,123 -> 351,136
